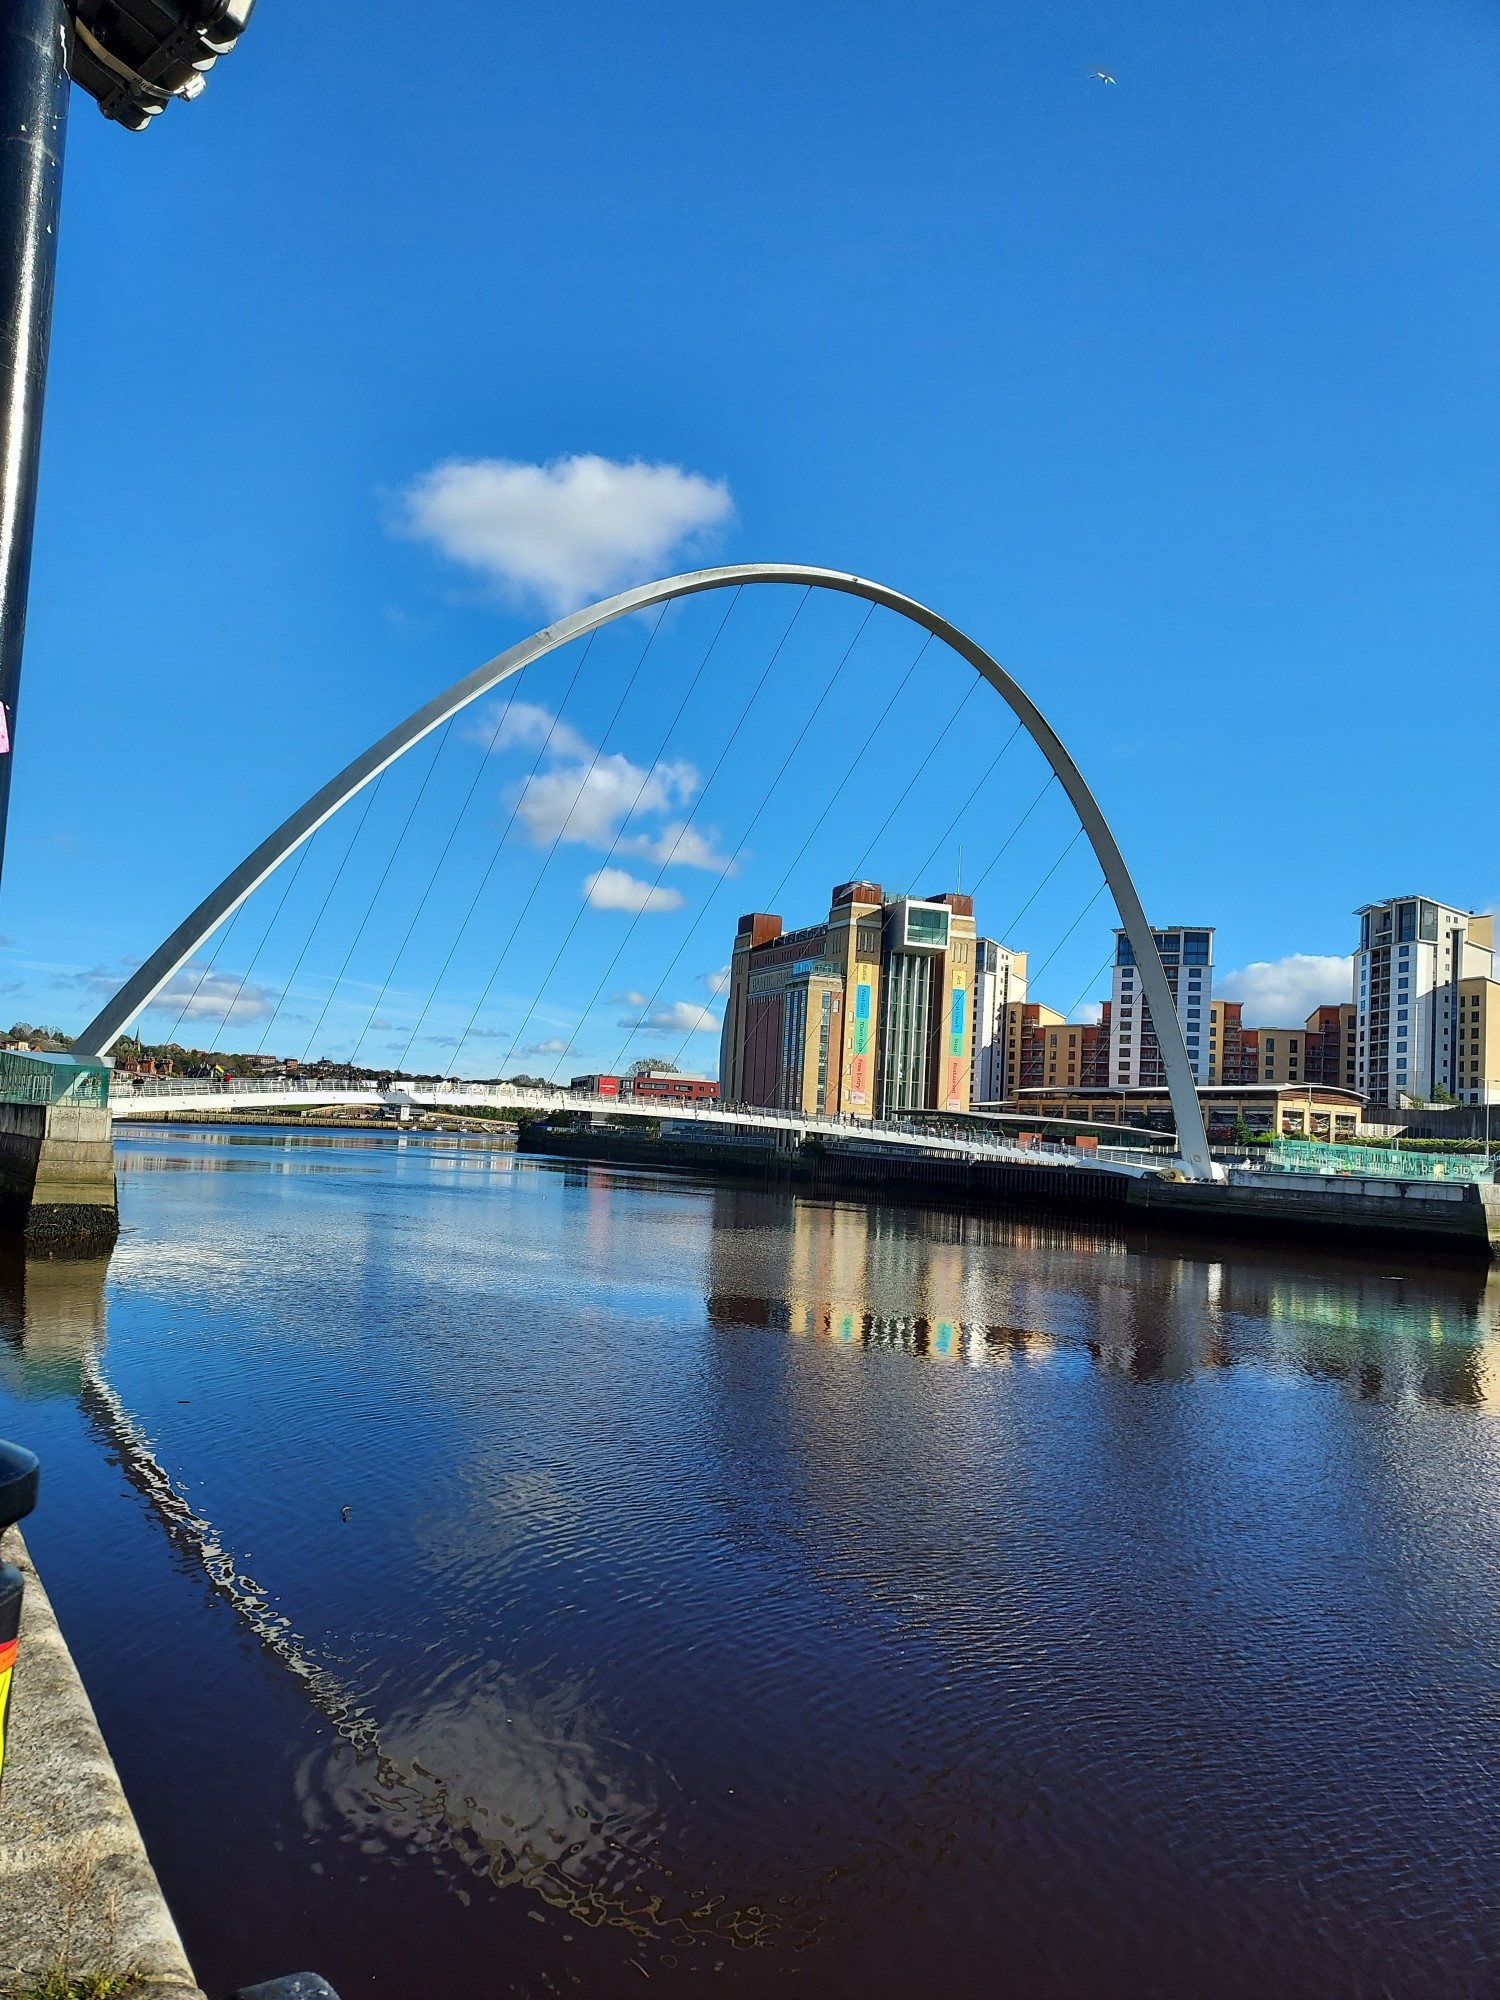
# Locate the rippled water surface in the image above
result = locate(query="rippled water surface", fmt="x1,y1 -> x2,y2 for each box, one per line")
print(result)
4,1125 -> 1500,1998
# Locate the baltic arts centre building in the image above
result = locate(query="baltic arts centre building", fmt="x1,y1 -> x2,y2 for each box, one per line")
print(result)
718,881 -> 1024,1120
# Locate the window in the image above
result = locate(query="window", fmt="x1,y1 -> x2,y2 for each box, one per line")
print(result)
904,905 -> 949,949
1398,904 -> 1416,943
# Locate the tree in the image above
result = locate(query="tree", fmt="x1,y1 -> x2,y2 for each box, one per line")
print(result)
627,1056 -> 677,1077
5,1020 -> 72,1051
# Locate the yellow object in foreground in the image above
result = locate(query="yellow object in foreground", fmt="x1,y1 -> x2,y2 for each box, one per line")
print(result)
0,1634 -> 16,1782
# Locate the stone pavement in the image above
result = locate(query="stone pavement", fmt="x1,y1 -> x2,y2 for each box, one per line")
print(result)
0,1527 -> 202,1997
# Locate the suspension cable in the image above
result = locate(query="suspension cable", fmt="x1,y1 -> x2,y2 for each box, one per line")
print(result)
392,630 -> 600,1075
903,719 -> 1023,894
498,590 -> 744,1078
965,774 -> 1057,899
442,603 -> 676,1078
549,588 -> 824,1080
202,829 -> 317,1056
160,898 -> 248,1054
650,628 -> 934,1077
1025,880 -> 1109,992
1067,948 -> 1117,1019
252,772 -> 387,1058
350,667 -> 533,1070
993,826 -> 1085,943
848,678 -> 978,882
298,718 -> 456,1066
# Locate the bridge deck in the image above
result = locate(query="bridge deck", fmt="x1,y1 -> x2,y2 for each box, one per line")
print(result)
106,1079 -> 1174,1180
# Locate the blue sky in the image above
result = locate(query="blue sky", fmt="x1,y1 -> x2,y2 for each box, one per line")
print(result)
7,0 -> 1499,1068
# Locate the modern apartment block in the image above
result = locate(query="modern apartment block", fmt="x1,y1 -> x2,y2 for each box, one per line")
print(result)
970,938 -> 1028,1103
719,881 -> 979,1118
1302,1004 -> 1360,1090
997,1000 -> 1108,1099
1108,927 -> 1214,1085
1453,976 -> 1500,1105
1205,1001 -> 1357,1089
1353,897 -> 1495,1105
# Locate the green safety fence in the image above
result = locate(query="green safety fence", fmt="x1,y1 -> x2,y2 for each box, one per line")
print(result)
1266,1139 -> 1492,1184
0,1048 -> 109,1108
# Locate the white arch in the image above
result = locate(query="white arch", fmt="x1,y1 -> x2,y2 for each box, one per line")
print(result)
73,564 -> 1215,1177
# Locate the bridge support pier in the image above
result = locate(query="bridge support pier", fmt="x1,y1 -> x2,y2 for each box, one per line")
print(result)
0,1102 -> 118,1257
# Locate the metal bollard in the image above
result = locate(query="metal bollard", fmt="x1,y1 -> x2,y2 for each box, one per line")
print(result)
0,1438 -> 40,1800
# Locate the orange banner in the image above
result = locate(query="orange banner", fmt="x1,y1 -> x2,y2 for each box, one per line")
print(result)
0,1637 -> 16,1782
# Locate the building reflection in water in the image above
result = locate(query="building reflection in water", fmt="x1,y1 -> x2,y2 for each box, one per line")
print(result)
0,1249 -> 111,1401
704,1188 -> 1500,1407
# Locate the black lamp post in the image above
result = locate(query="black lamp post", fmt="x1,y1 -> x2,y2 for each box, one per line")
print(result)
0,1 -> 256,886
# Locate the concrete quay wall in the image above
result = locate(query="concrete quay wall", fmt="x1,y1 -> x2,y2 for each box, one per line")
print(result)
526,1124 -> 1129,1218
0,1528 -> 202,1997
0,1102 -> 119,1256
1130,1169 -> 1499,1255
523,1125 -> 1497,1258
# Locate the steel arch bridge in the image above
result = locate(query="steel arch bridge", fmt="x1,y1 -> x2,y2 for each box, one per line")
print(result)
73,564 -> 1215,1179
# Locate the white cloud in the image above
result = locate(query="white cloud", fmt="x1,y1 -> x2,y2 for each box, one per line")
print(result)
703,965 -> 732,996
516,752 -> 697,847
521,1037 -> 573,1056
584,869 -> 684,914
1217,953 -> 1353,1026
67,957 -> 275,1027
150,961 -> 276,1025
611,989 -> 648,1008
465,697 -> 591,761
465,698 -> 708,875
619,1000 -> 722,1035
396,453 -> 734,614
617,821 -> 736,872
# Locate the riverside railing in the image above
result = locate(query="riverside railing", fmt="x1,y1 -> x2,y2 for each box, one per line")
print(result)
1260,1139 -> 1493,1184
106,1075 -> 1176,1176
0,1048 -> 109,1107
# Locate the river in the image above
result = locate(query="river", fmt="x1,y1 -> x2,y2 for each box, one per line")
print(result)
3,1124 -> 1498,1998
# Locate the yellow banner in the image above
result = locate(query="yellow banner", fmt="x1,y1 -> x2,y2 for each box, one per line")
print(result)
0,1640 -> 15,1782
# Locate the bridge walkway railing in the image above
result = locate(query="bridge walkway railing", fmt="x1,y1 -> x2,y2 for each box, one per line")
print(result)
106,1075 -> 1174,1178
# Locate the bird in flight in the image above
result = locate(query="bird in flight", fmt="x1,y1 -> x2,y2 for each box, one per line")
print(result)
1090,68 -> 1118,84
